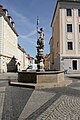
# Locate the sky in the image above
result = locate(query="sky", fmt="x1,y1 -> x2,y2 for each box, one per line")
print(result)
0,0 -> 56,57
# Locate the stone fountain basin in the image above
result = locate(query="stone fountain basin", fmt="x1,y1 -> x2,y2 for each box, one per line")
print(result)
18,71 -> 64,83
18,71 -> 72,88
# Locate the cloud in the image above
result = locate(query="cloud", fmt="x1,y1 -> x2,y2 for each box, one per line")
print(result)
11,9 -> 28,23
19,35 -> 36,45
20,29 -> 36,39
11,9 -> 36,30
26,30 -> 37,37
19,30 -> 37,45
10,8 -> 37,45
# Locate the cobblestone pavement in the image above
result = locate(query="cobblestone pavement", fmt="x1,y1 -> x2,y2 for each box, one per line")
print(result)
0,75 -> 80,120
37,95 -> 80,120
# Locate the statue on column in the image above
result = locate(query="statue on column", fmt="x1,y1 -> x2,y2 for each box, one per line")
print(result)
36,25 -> 45,71
38,28 -> 44,49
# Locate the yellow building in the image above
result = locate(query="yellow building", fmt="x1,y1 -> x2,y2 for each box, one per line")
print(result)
0,5 -> 18,72
50,0 -> 80,73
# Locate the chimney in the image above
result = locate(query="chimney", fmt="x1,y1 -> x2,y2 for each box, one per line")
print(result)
11,21 -> 15,27
0,5 -> 3,12
8,16 -> 12,23
2,9 -> 8,16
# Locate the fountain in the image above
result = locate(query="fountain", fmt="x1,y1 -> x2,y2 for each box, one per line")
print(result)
17,17 -> 72,89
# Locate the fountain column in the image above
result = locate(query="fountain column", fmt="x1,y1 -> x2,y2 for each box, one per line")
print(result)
36,28 -> 44,71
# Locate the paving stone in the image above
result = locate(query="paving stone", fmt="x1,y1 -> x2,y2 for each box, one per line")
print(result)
0,92 -> 5,120
1,75 -> 80,120
18,90 -> 55,120
37,95 -> 80,120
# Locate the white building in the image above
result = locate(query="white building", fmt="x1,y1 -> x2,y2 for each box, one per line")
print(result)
26,54 -> 37,70
0,5 -> 18,72
17,44 -> 28,71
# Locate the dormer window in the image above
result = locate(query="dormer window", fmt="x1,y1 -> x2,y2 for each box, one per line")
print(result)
2,9 -> 8,16
8,16 -> 12,23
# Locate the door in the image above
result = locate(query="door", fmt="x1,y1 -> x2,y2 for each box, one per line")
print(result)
72,60 -> 77,70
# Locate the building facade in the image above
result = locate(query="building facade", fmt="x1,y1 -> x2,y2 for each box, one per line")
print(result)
44,54 -> 50,70
26,54 -> 35,68
0,5 -> 18,72
17,45 -> 36,71
17,44 -> 26,71
50,0 -> 80,73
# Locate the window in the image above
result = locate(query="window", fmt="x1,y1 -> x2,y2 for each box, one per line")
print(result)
79,25 -> 80,32
66,9 -> 72,16
67,42 -> 73,50
78,9 -> 80,17
67,24 -> 72,32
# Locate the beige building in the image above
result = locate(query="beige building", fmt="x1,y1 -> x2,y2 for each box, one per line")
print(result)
44,54 -> 50,70
50,0 -> 80,73
0,5 -> 18,72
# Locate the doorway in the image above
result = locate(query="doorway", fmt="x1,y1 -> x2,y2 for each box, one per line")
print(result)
72,60 -> 77,70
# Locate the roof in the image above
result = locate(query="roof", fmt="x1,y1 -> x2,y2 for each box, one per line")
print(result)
51,0 -> 80,27
44,54 -> 50,61
0,5 -> 18,36
26,54 -> 34,60
18,44 -> 26,53
26,54 -> 31,59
